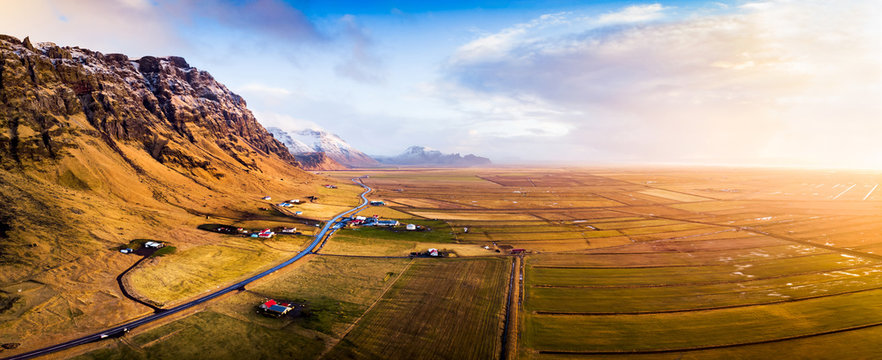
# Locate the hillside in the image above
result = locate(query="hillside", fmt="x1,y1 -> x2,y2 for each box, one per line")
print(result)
294,152 -> 347,170
0,35 -> 353,352
268,127 -> 379,168
375,146 -> 491,167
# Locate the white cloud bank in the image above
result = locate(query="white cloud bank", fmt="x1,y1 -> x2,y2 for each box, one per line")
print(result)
443,1 -> 882,168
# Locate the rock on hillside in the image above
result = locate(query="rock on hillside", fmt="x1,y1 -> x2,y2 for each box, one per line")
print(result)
375,146 -> 491,167
268,127 -> 378,168
294,152 -> 347,170
0,34 -> 297,173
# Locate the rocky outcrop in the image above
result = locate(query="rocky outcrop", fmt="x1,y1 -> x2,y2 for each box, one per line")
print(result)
0,34 -> 297,173
294,152 -> 346,170
375,146 -> 492,167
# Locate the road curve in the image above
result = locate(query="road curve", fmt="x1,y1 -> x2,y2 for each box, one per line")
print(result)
3,177 -> 372,360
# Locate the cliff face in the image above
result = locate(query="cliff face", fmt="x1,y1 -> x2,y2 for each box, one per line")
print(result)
294,152 -> 347,170
0,34 -> 296,174
0,34 -> 315,287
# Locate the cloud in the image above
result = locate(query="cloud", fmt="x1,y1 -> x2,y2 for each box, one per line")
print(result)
252,111 -> 323,132
238,83 -> 294,97
333,15 -> 385,83
596,4 -> 666,25
441,0 -> 882,167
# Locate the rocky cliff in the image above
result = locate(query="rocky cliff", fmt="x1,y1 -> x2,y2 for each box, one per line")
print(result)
0,34 -> 315,286
0,34 -> 296,174
294,152 -> 347,170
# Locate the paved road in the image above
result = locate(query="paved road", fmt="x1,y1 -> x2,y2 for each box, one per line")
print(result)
3,177 -> 372,360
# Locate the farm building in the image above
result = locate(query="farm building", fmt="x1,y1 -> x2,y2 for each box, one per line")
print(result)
377,220 -> 399,227
280,227 -> 297,233
119,248 -> 133,254
428,248 -> 439,257
144,241 -> 164,249
406,224 -> 417,231
257,229 -> 275,238
258,299 -> 293,317
370,201 -> 386,206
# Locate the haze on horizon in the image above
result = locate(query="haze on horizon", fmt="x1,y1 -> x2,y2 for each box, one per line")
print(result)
1,0 -> 879,169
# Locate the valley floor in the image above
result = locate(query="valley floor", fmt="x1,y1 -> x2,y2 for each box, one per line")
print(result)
6,167 -> 882,359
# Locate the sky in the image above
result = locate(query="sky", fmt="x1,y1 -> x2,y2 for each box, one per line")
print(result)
1,0 -> 880,168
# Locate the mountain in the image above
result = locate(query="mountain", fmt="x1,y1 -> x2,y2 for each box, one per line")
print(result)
375,146 -> 492,167
0,34 -> 337,348
294,152 -> 347,170
267,127 -> 378,168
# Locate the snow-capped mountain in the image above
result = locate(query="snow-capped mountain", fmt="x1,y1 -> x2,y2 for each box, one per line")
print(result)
267,127 -> 379,167
375,146 -> 492,167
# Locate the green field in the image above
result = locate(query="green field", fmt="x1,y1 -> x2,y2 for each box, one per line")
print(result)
325,258 -> 510,360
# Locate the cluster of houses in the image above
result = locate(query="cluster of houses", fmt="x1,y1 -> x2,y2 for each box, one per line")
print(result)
277,199 -> 302,208
342,215 -> 399,227
250,229 -> 276,239
119,240 -> 164,254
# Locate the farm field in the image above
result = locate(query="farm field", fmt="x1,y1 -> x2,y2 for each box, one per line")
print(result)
33,167 -> 882,360
327,168 -> 882,359
325,257 -> 510,360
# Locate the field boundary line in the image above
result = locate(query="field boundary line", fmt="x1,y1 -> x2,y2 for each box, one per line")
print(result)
532,282 -> 882,315
318,258 -> 415,359
535,321 -> 882,355
529,263 -> 882,288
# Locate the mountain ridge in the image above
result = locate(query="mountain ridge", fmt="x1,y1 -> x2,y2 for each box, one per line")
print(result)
374,146 -> 492,167
267,127 -> 378,168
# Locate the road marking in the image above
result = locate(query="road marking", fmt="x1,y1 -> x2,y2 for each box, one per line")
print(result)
832,184 -> 856,200
864,184 -> 879,201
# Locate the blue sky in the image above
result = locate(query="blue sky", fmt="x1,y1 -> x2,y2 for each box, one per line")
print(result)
2,0 -> 880,168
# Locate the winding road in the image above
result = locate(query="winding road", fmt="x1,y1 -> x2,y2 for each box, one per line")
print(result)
3,177 -> 372,360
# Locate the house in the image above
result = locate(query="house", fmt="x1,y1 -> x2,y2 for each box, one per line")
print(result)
406,224 -> 417,231
259,299 -> 293,317
355,216 -> 367,221
280,227 -> 297,233
262,196 -> 271,200
144,241 -> 164,249
257,229 -> 275,238
289,199 -> 301,204
376,220 -> 399,227
427,248 -> 439,257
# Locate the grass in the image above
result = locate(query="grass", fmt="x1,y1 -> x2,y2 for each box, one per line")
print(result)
325,258 -> 509,360
249,256 -> 411,335
126,244 -> 292,306
523,288 -> 882,352
72,311 -> 325,360
339,219 -> 454,243
526,252 -> 879,287
527,265 -> 882,313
